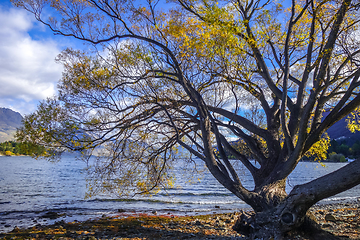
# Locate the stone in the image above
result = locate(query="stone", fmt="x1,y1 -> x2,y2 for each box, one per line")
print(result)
325,213 -> 337,222
42,211 -> 59,219
11,226 -> 20,233
203,224 -> 212,229
194,220 -> 202,225
321,223 -> 332,228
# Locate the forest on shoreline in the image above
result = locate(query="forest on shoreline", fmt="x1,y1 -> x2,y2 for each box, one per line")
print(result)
0,141 -> 45,156
220,139 -> 360,162
1,138 -> 359,162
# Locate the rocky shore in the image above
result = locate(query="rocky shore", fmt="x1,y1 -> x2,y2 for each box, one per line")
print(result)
0,201 -> 359,239
309,201 -> 360,239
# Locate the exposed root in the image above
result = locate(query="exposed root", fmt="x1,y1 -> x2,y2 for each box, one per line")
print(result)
233,211 -> 344,240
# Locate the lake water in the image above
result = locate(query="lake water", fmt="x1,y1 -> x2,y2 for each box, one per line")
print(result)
1,156 -> 360,233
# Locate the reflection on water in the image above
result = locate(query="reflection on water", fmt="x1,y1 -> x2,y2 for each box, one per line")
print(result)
0,156 -> 359,232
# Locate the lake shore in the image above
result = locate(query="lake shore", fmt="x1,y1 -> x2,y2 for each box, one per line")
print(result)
1,201 -> 359,239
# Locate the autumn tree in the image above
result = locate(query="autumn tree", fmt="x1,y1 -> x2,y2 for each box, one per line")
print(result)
14,0 -> 360,238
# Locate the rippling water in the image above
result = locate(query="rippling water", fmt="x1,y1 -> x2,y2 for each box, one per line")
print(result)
0,155 -> 359,233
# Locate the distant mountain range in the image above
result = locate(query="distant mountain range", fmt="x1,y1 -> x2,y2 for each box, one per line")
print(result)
0,108 -> 23,142
323,111 -> 360,145
0,106 -> 359,145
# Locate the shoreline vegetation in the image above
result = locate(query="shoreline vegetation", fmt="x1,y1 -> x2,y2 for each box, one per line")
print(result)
0,201 -> 359,239
0,153 -> 355,163
0,141 -> 45,157
219,139 -> 360,163
0,138 -> 358,162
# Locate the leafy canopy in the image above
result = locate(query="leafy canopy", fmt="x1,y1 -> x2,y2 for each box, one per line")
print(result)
14,0 -> 360,203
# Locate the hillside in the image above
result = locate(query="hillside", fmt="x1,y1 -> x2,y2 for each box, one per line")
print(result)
0,106 -> 359,146
324,111 -> 360,145
0,108 -> 23,142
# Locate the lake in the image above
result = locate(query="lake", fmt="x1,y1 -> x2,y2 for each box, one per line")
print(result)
1,156 -> 359,233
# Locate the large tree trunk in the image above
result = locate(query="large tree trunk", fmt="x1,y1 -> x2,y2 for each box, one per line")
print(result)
233,208 -> 340,239
233,158 -> 360,239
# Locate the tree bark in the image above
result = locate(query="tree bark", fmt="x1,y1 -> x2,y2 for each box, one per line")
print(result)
234,158 -> 360,239
280,158 -> 360,229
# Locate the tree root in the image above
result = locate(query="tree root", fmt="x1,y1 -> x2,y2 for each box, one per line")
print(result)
233,211 -> 344,240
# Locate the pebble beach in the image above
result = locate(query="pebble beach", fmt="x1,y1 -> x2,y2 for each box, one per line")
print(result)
0,201 -> 359,239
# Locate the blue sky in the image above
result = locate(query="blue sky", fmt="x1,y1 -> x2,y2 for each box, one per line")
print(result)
0,0 -> 171,116
0,0 -> 71,116
0,0 -> 288,116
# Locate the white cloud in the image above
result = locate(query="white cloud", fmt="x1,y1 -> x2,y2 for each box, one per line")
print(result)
0,6 -> 63,115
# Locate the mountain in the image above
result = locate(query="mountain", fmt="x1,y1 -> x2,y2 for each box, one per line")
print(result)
323,111 -> 360,145
0,106 -> 359,146
0,108 -> 23,142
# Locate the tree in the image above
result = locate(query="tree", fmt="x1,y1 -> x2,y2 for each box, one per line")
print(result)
338,143 -> 350,155
5,150 -> 13,156
0,141 -> 45,156
13,0 -> 360,238
328,152 -> 346,162
350,140 -> 360,156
